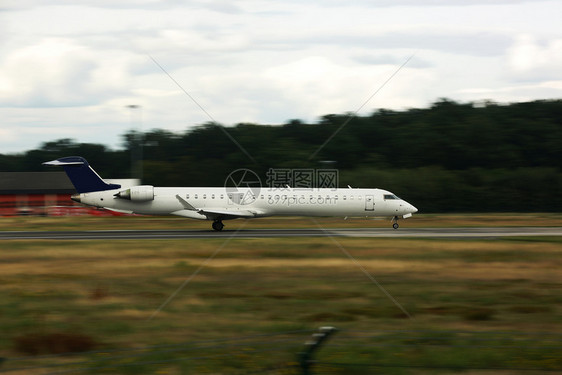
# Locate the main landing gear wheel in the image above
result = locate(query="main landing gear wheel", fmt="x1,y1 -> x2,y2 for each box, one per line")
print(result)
212,220 -> 224,231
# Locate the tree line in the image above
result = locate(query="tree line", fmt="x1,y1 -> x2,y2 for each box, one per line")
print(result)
1,98 -> 561,213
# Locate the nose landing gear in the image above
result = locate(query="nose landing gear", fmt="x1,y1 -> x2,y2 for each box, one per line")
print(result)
392,216 -> 399,230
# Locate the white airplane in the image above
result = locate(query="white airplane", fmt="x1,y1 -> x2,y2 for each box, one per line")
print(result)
44,156 -> 418,231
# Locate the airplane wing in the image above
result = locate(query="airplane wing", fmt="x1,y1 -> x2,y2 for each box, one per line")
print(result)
173,195 -> 265,220
171,208 -> 261,220
105,207 -> 134,214
175,195 -> 197,211
199,208 -> 257,218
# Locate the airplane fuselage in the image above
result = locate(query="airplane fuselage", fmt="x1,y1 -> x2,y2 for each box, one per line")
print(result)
74,186 -> 417,220
45,157 -> 418,231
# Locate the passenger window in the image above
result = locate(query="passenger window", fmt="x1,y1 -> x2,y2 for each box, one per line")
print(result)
195,194 -> 198,199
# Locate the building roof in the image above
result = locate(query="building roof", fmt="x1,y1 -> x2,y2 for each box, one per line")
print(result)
0,172 -> 75,194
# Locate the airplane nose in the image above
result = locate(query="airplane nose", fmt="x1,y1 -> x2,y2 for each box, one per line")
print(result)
71,193 -> 81,203
411,205 -> 418,213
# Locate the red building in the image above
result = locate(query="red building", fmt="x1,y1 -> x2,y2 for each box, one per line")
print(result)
0,172 -> 129,216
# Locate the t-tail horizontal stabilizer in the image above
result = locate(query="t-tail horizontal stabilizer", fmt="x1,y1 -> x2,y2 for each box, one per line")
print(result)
43,156 -> 121,193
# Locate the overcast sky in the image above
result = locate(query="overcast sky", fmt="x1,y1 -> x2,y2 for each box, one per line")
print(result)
1,0 -> 561,154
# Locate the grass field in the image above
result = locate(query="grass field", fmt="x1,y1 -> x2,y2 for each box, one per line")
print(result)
0,214 -> 561,374
2,212 -> 562,231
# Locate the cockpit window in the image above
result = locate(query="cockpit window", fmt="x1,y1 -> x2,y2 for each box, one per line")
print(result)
384,194 -> 400,200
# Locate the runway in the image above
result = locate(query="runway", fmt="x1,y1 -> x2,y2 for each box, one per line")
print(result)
1,227 -> 561,240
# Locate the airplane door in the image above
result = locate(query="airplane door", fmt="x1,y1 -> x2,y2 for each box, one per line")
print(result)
365,195 -> 374,211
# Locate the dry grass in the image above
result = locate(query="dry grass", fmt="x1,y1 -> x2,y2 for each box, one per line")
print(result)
0,216 -> 560,373
1,212 -> 562,232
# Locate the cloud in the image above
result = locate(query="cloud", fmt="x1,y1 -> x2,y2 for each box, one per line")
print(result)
457,80 -> 562,104
0,0 -> 537,12
298,0 -> 534,5
506,35 -> 562,82
0,38 -> 137,107
259,56 -> 431,119
293,30 -> 512,58
353,54 -> 433,68
1,0 -> 561,154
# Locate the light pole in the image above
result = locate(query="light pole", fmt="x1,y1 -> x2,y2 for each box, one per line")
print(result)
126,104 -> 143,183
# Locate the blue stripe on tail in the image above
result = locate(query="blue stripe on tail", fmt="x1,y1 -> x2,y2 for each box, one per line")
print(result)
43,156 -> 121,193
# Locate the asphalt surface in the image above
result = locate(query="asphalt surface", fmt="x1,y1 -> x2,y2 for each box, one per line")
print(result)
0,227 -> 561,240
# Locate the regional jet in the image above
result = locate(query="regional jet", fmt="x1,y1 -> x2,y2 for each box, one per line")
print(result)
44,156 -> 418,231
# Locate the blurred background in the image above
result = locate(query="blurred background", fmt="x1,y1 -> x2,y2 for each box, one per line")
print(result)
1,3 -> 561,374
1,98 -> 561,215
2,1 -> 561,216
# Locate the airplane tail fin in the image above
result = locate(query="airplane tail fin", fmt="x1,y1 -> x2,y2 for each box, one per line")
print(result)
43,156 -> 121,193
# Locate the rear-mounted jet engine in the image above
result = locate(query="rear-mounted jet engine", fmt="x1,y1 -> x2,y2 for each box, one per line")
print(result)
114,185 -> 154,201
